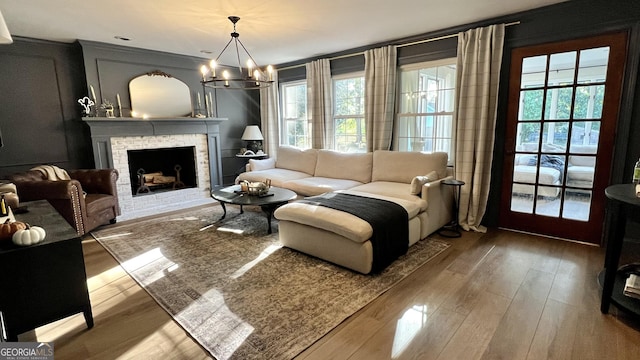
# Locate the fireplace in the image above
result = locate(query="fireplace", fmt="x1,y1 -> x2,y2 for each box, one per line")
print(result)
127,146 -> 197,196
82,117 -> 226,220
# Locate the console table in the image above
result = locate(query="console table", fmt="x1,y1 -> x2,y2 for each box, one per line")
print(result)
0,200 -> 93,341
600,184 -> 640,316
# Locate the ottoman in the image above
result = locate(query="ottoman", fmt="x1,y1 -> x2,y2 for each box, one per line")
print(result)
273,193 -> 423,274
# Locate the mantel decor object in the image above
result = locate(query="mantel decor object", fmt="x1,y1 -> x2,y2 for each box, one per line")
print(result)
101,100 -> 115,118
78,96 -> 95,117
199,16 -> 274,90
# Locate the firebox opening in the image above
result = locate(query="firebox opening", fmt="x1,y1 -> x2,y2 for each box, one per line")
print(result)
127,146 -> 197,196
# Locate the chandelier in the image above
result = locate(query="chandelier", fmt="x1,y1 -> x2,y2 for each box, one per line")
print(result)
200,16 -> 274,90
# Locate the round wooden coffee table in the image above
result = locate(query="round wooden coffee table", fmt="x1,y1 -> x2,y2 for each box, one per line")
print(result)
211,185 -> 297,234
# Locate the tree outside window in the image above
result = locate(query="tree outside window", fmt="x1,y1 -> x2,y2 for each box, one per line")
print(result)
333,75 -> 365,152
280,81 -> 310,149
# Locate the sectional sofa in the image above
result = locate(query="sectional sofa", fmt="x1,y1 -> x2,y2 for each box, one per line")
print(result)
236,146 -> 454,274
513,144 -> 596,197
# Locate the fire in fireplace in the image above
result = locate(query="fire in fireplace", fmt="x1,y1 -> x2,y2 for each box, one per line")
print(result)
127,146 -> 197,196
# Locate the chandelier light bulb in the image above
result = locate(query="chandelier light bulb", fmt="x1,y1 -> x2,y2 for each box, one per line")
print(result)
246,59 -> 254,78
267,65 -> 274,81
222,70 -> 230,87
200,65 -> 208,80
209,59 -> 217,77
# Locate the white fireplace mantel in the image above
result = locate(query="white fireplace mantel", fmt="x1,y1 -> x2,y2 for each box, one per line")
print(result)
82,116 -> 227,187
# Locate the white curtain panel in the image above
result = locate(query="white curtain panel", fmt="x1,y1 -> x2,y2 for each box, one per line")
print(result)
306,59 -> 334,149
260,69 -> 280,158
364,45 -> 397,151
454,24 -> 505,232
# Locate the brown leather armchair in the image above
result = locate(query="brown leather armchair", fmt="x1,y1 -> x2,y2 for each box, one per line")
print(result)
6,169 -> 120,236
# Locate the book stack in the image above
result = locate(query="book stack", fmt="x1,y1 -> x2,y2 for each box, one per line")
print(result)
624,274 -> 640,300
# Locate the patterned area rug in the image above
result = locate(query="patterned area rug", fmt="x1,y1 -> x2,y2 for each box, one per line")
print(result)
91,205 -> 450,360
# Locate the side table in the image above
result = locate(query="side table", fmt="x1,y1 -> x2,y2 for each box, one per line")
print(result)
600,184 -> 640,316
0,200 -> 93,341
438,179 -> 465,238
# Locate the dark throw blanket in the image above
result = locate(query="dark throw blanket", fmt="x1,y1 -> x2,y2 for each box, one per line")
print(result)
528,154 -> 565,181
298,192 -> 409,273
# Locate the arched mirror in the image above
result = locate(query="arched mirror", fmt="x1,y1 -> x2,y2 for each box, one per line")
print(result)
129,70 -> 192,118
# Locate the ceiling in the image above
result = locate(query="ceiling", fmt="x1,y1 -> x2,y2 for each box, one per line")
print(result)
0,0 -> 567,67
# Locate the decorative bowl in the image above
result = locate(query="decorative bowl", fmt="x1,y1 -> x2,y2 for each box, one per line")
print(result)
247,182 -> 269,196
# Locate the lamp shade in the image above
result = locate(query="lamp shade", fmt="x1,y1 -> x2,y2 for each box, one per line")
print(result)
0,9 -> 12,44
241,125 -> 264,141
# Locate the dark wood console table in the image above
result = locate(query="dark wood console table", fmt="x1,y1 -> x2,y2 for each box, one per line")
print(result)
0,200 -> 93,341
600,184 -> 640,316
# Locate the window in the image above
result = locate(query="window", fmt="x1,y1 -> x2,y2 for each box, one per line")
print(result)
395,59 -> 456,161
333,74 -> 365,152
280,81 -> 310,149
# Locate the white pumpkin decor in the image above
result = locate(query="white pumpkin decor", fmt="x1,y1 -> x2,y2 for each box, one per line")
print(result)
12,224 -> 46,246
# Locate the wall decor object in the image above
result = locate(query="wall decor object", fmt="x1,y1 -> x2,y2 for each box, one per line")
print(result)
129,70 -> 192,118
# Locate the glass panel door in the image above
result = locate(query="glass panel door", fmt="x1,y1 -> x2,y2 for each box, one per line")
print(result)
499,32 -> 627,244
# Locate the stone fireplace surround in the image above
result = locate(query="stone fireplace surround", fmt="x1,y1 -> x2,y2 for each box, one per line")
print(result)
83,117 -> 226,221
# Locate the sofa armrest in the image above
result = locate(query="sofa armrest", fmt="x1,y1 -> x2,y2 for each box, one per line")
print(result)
70,169 -> 119,195
420,176 -> 452,201
421,176 -> 455,230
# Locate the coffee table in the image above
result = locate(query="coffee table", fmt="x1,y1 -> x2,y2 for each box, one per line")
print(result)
211,185 -> 297,234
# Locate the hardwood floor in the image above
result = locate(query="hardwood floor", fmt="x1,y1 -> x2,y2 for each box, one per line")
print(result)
20,221 -> 640,359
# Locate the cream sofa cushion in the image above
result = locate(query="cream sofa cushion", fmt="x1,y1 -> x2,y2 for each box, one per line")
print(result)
569,155 -> 596,167
409,170 -> 439,195
347,182 -> 427,214
283,177 -> 363,197
372,151 -> 448,183
276,146 -> 318,175
238,168 -> 310,188
249,158 -> 276,171
567,166 -> 594,182
314,150 -> 373,183
274,202 -> 373,243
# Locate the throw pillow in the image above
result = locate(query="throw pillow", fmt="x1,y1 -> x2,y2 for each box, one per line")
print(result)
409,170 -> 440,195
249,158 -> 276,171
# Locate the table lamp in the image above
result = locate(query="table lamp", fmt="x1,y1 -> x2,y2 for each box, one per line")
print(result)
241,125 -> 264,154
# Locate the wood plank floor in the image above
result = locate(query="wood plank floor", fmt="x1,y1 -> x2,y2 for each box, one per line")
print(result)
20,216 -> 640,359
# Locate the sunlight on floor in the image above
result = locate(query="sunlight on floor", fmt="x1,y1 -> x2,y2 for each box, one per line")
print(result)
34,266 -> 147,341
163,216 -> 201,221
177,288 -> 254,358
121,248 -> 179,286
231,244 -> 282,279
93,232 -> 133,240
217,227 -> 245,235
392,305 -> 428,358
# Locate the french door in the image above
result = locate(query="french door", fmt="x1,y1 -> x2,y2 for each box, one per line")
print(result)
499,32 -> 627,244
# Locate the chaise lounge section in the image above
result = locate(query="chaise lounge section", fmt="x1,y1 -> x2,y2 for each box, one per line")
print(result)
237,146 -> 454,274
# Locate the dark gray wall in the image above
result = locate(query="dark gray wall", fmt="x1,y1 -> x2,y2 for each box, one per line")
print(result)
0,38 -> 91,176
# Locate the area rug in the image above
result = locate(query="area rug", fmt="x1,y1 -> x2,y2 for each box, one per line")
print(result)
91,205 -> 450,360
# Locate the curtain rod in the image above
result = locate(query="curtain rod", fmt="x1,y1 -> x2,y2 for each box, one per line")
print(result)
277,21 -> 520,72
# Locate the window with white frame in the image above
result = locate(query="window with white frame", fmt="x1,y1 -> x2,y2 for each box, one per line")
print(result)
280,80 -> 311,149
395,59 -> 456,161
333,74 -> 365,152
